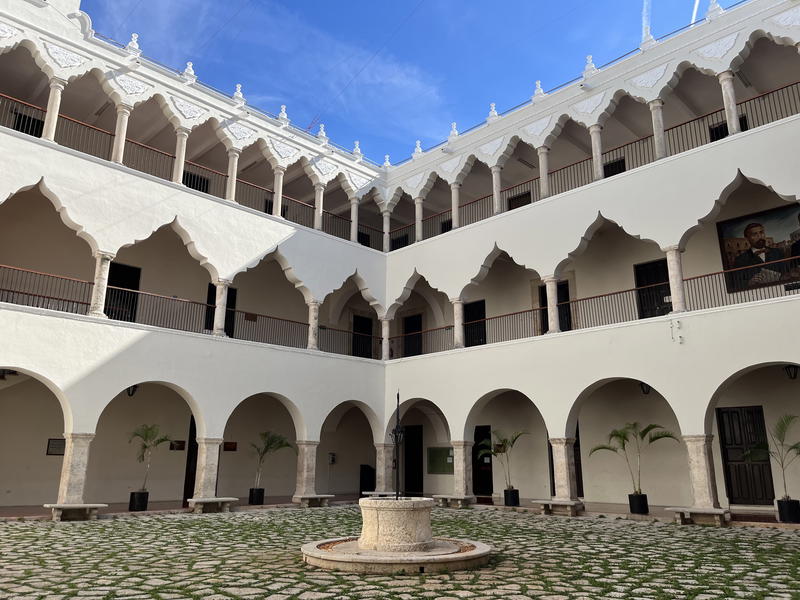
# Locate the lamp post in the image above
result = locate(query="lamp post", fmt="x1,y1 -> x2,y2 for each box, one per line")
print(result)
390,390 -> 404,500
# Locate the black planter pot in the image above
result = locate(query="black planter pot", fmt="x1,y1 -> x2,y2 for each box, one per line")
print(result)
129,490 -> 149,512
504,488 -> 520,507
249,488 -> 265,505
777,498 -> 800,523
628,493 -> 649,515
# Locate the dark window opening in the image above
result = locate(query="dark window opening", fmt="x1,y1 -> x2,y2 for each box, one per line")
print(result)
507,193 -> 531,211
352,314 -> 374,358
391,234 -> 410,251
265,197 -> 289,218
538,281 -> 572,333
204,283 -> 237,337
183,170 -> 210,194
105,262 -> 142,323
12,111 -> 44,138
708,115 -> 749,142
464,300 -> 486,347
633,259 -> 671,319
440,219 -> 453,234
403,314 -> 423,357
357,231 -> 372,247
603,157 -> 626,178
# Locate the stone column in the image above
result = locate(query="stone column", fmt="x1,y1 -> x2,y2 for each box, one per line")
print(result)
543,276 -> 561,333
491,165 -> 503,214
212,280 -> 231,336
225,148 -> 240,202
382,210 -> 391,252
589,124 -> 604,181
414,197 -> 424,242
272,165 -> 286,217
450,183 -> 461,229
88,251 -> 114,318
537,146 -> 550,198
684,435 -> 720,508
664,245 -> 687,313
292,440 -> 319,502
381,318 -> 391,360
193,437 -> 223,499
349,197 -> 359,242
718,70 -> 741,136
313,183 -> 325,230
56,433 -> 94,504
172,127 -> 190,184
111,105 -> 131,164
307,300 -> 320,350
550,438 -> 579,500
452,441 -> 474,499
452,299 -> 465,349
375,443 -> 395,492
42,78 -> 65,142
649,99 -> 667,160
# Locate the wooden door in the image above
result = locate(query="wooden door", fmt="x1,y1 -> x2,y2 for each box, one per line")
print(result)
472,425 -> 493,497
717,406 -> 774,505
403,424 -> 424,496
633,258 -> 672,319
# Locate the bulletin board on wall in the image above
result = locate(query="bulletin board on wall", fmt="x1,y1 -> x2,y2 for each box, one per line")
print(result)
427,447 -> 454,474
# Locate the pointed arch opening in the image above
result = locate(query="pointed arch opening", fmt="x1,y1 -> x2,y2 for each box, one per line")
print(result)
546,117 -> 594,196
55,69 -> 116,160
498,138 -> 541,211
599,92 -> 655,174
459,158 -> 493,227
184,120 -> 228,199
0,45 -> 49,138
124,96 -> 177,181
387,273 -> 451,359
320,274 -> 382,359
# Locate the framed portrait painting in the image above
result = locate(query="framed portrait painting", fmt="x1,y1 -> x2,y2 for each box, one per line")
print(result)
716,204 -> 800,293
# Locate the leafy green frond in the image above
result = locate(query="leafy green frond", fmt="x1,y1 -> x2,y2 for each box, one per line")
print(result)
639,423 -> 663,440
252,431 -> 294,463
590,444 -> 619,456
774,414 -> 799,444
648,430 -> 679,445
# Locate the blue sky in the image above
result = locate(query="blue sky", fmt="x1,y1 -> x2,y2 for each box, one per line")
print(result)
81,0 -> 742,164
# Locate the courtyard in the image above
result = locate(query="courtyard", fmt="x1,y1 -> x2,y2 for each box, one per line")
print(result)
0,507 -> 798,600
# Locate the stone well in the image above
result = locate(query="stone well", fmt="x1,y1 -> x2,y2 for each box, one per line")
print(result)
358,497 -> 434,552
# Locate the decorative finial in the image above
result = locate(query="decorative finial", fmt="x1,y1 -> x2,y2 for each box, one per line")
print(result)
233,83 -> 245,107
353,140 -> 362,161
706,0 -> 723,20
277,104 -> 289,126
383,154 -> 391,168
182,61 -> 196,84
317,123 -> 328,143
583,55 -> 598,78
532,80 -> 546,101
487,102 -> 499,123
449,122 -> 459,139
413,140 -> 423,158
126,33 -> 141,56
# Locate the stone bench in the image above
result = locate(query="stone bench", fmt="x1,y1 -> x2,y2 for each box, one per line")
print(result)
530,499 -> 584,517
43,503 -> 108,522
295,494 -> 335,508
186,497 -> 238,514
432,495 -> 476,509
666,506 -> 730,527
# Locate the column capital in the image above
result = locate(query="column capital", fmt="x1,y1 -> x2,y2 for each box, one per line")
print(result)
273,164 -> 287,174
661,244 -> 682,253
549,437 -> 576,446
381,209 -> 391,218
214,278 -> 233,287
196,437 -> 224,445
296,440 -> 320,447
313,181 -> 326,191
542,274 -> 558,284
717,69 -> 735,82
683,434 -> 714,443
227,147 -> 241,158
94,250 -> 116,261
451,440 -> 474,448
116,104 -> 133,116
589,123 -> 603,134
64,432 -> 95,441
414,196 -> 424,205
49,77 -> 67,90
349,196 -> 360,206
176,126 -> 191,137
490,164 -> 503,174
375,442 -> 394,449
450,297 -> 463,305
648,98 -> 664,109
450,182 -> 461,190
537,144 -> 550,154
306,299 -> 320,308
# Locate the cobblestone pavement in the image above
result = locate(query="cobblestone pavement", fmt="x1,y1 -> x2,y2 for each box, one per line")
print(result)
0,506 -> 798,600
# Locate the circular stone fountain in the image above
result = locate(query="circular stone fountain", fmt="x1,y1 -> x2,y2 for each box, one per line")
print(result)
301,497 -> 491,574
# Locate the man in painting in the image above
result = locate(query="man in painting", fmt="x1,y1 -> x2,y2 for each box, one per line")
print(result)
732,222 -> 786,290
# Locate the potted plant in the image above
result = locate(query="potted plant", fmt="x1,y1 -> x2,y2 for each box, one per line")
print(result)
745,414 -> 800,523
249,431 -> 294,505
590,422 -> 678,515
128,424 -> 172,511
478,430 -> 527,506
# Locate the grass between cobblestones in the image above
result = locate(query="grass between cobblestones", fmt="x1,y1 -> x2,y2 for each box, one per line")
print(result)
0,506 -> 798,600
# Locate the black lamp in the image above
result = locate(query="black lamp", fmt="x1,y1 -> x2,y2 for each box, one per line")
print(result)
784,365 -> 799,381
639,381 -> 651,395
390,390 -> 404,500
126,384 -> 139,397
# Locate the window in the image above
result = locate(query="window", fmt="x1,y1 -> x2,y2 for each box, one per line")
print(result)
507,193 -> 531,211
352,314 -> 374,358
603,157 -> 626,178
464,300 -> 486,347
390,233 -> 410,251
183,170 -> 210,194
265,197 -> 289,218
708,115 -> 749,142
440,219 -> 452,234
12,111 -> 44,138
105,263 -> 141,323
357,231 -> 372,247
204,283 -> 237,337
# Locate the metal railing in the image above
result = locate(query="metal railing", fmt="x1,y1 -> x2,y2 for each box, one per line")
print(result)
283,195 -> 315,229
561,281 -> 672,331
685,256 -> 800,311
123,139 -> 175,181
737,80 -> 800,132
601,135 -> 655,174
357,223 -> 383,250
230,309 -> 308,348
322,210 -> 351,241
54,115 -> 113,161
0,93 -> 45,138
390,223 -> 415,250
319,326 -> 381,359
467,309 -> 545,345
0,264 -> 92,315
236,179 -> 274,213
501,178 -> 541,210
421,208 -> 453,240
459,194 -> 494,227
105,286 -> 211,334
389,325 -> 454,358
548,157 -> 594,198
184,160 -> 227,199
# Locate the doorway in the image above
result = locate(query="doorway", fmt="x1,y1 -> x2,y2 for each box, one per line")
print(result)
105,262 -> 141,322
403,424 -> 424,496
633,259 -> 672,319
403,314 -> 423,357
181,416 -> 200,506
351,315 -> 374,358
464,300 -> 486,347
538,280 -> 572,332
717,406 -> 775,505
472,425 -> 493,498
204,283 -> 237,336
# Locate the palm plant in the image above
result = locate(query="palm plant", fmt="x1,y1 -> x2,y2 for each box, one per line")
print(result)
252,431 -> 294,489
477,430 -> 527,490
589,422 -> 678,494
744,414 -> 800,500
129,424 -> 172,492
